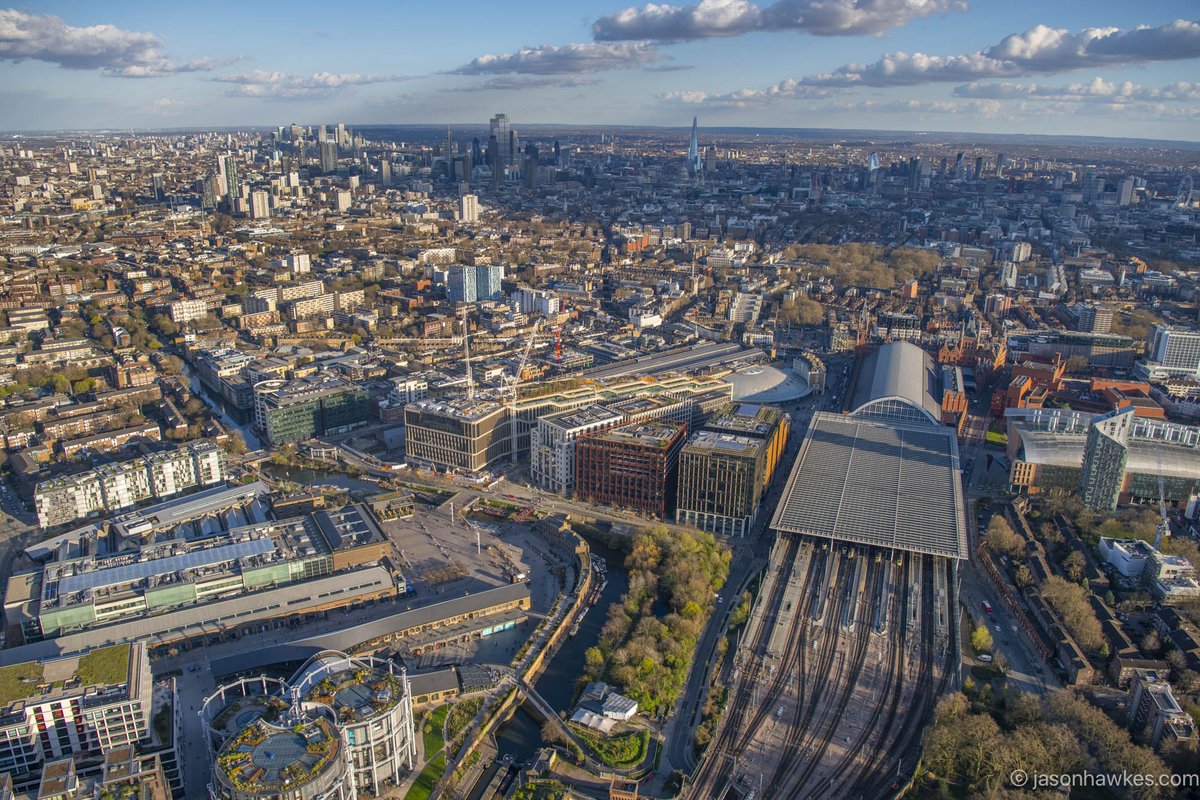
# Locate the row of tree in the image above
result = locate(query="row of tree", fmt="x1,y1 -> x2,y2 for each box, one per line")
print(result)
583,526 -> 730,716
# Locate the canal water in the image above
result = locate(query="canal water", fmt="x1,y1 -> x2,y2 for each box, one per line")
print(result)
493,535 -> 630,763
177,359 -> 263,450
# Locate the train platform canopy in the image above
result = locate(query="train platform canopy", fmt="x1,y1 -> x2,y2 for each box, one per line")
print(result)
771,412 -> 968,560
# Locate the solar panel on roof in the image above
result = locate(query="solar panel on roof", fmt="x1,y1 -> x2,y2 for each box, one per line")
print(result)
57,537 -> 275,594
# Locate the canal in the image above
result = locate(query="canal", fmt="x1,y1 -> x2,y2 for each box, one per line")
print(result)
177,358 -> 263,450
493,535 -> 630,764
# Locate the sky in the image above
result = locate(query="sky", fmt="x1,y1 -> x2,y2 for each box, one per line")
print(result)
1,0 -> 1199,140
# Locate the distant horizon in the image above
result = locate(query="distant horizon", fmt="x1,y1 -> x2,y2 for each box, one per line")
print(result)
4,121 -> 1199,150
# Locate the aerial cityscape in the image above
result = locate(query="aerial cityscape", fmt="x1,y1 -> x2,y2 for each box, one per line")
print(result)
1,2 -> 1199,799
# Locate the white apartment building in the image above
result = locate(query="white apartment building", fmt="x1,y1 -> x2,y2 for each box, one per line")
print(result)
530,405 -> 622,496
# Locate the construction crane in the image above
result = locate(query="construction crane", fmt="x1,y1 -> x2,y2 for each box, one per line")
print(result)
506,321 -> 542,465
461,306 -> 474,400
1155,445 -> 1171,550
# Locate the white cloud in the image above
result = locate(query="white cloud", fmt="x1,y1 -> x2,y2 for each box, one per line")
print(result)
954,77 -> 1200,102
452,42 -> 664,75
593,0 -> 965,41
660,79 -> 828,108
664,18 -> 1200,110
803,18 -> 1200,87
212,71 -> 407,98
448,75 -> 601,91
0,9 -> 220,77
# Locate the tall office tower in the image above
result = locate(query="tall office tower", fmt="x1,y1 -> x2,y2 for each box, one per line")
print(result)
490,113 -> 512,166
320,140 -> 338,173
1080,407 -> 1135,512
459,193 -> 479,224
1077,303 -> 1113,335
705,145 -> 717,173
1083,169 -> 1104,203
1118,176 -> 1135,206
336,122 -> 347,147
472,137 -> 483,166
151,173 -> 165,202
553,139 -> 561,167
444,127 -> 455,159
954,152 -> 964,178
218,154 -> 239,199
687,116 -> 702,175
317,124 -> 327,142
487,134 -> 501,188
380,159 -> 392,185
974,155 -> 984,179
996,152 -> 1006,177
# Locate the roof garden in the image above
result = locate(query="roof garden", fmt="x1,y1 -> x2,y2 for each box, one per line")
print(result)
304,667 -> 402,724
215,716 -> 341,795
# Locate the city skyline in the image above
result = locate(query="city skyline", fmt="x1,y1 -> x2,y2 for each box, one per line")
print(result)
1,1 -> 1199,140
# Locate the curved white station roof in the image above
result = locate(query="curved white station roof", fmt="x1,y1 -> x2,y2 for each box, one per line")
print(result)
851,341 -> 942,426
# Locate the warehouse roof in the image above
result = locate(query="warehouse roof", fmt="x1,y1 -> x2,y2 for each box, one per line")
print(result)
771,412 -> 967,559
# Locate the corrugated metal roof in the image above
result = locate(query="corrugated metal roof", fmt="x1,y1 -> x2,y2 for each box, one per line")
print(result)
57,537 -> 275,595
771,413 -> 968,559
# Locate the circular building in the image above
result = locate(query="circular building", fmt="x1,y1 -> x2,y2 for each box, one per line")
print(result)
725,364 -> 811,403
290,651 -> 416,796
212,713 -> 349,800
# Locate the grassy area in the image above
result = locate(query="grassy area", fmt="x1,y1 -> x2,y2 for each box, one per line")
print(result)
985,430 -> 1007,446
445,697 -> 483,743
76,644 -> 130,686
574,728 -> 650,769
422,705 -> 448,755
405,752 -> 447,800
510,780 -> 571,800
0,662 -> 44,705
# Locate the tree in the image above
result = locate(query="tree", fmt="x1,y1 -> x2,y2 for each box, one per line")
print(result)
1140,631 -> 1162,656
971,624 -> 994,654
1015,565 -> 1034,589
1064,551 -> 1087,583
778,297 -> 824,327
1041,576 -> 1104,652
985,516 -> 1025,559
71,377 -> 95,395
149,314 -> 177,337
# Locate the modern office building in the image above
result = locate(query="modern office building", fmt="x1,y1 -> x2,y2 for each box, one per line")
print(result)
1138,324 -> 1200,380
319,139 -> 338,173
406,373 -> 731,474
576,420 -> 688,519
1006,407 -> 1200,506
700,403 -> 789,485
676,431 -> 768,537
25,503 -> 391,640
489,113 -> 513,167
1080,407 -> 1136,511
205,650 -> 415,800
0,643 -> 152,787
253,375 -> 371,446
675,403 -> 789,536
33,442 -> 226,528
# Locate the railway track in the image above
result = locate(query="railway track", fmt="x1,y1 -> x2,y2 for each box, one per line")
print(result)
686,544 -> 955,800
